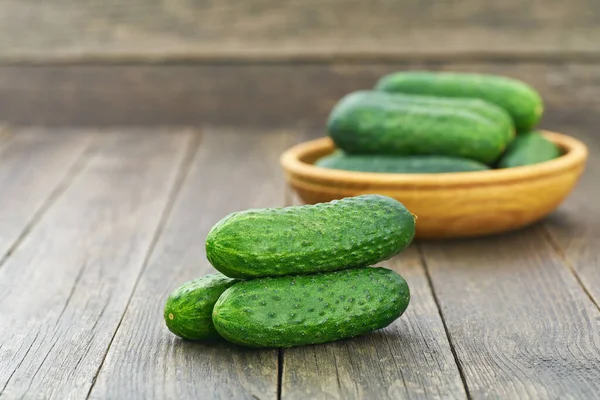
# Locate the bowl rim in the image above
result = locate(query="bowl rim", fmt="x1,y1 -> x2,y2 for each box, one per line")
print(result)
279,130 -> 588,188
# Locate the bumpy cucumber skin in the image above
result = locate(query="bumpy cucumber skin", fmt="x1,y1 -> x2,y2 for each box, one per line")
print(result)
205,194 -> 416,279
497,131 -> 561,168
164,273 -> 240,340
326,90 -> 510,164
212,267 -> 410,348
315,152 -> 490,173
374,71 -> 543,133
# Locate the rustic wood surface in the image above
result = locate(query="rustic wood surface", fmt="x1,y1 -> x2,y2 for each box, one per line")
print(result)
0,129 -> 192,399
2,62 -> 600,128
0,128 -> 93,260
544,128 -> 600,307
420,226 -> 600,398
1,0 -> 599,130
88,129 -> 291,400
1,0 -> 599,61
0,124 -> 598,399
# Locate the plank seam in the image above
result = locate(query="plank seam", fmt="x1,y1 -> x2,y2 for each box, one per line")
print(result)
0,133 -> 98,272
84,130 -> 202,400
0,331 -> 40,396
331,349 -> 343,393
540,226 -> 600,311
53,261 -> 88,327
277,349 -> 283,400
416,243 -> 472,400
4,51 -> 600,66
20,338 -> 60,397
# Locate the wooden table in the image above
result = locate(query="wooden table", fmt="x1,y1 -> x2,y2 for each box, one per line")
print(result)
0,124 -> 598,400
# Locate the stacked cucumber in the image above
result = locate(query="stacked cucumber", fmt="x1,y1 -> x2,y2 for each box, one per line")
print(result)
164,194 -> 416,348
317,71 -> 561,173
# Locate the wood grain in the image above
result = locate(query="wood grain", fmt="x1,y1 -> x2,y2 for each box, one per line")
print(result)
0,128 -> 94,261
88,129 -> 292,399
0,129 -> 193,399
281,246 -> 467,400
544,128 -> 600,308
1,0 -> 599,61
421,229 -> 600,399
2,62 -> 600,128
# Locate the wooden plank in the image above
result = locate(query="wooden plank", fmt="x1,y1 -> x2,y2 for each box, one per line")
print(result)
544,128 -> 600,307
88,128 -> 292,399
281,247 -> 467,400
0,128 -> 94,261
0,129 -> 193,399
1,62 -> 600,128
421,229 -> 600,399
1,0 -> 599,61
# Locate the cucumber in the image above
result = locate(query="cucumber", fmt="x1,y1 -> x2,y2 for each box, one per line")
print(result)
205,194 -> 416,279
497,131 -> 561,168
326,90 -> 511,164
164,273 -> 240,340
357,91 -> 515,143
315,152 -> 490,173
212,267 -> 410,348
374,71 -> 543,132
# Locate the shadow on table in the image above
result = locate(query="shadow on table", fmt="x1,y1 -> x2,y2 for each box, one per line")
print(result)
170,336 -> 267,353
169,325 -> 413,352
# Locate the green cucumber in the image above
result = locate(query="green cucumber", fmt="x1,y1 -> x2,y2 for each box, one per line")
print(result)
374,71 -> 543,132
212,267 -> 410,348
327,90 -> 511,164
315,152 -> 490,173
205,194 -> 416,279
356,91 -> 515,143
497,131 -> 561,168
164,273 -> 240,340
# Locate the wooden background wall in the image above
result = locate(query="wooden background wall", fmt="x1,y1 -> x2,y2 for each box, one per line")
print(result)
1,0 -> 599,129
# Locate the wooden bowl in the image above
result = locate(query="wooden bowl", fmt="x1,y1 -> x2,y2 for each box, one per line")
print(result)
280,130 -> 588,239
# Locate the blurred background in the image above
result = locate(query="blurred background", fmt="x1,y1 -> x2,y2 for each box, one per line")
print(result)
0,0 -> 598,131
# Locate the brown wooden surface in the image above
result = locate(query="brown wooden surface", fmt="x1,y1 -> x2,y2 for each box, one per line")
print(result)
0,129 -> 192,398
0,124 -> 598,399
1,0 -> 599,61
2,62 -> 600,128
281,247 -> 467,400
